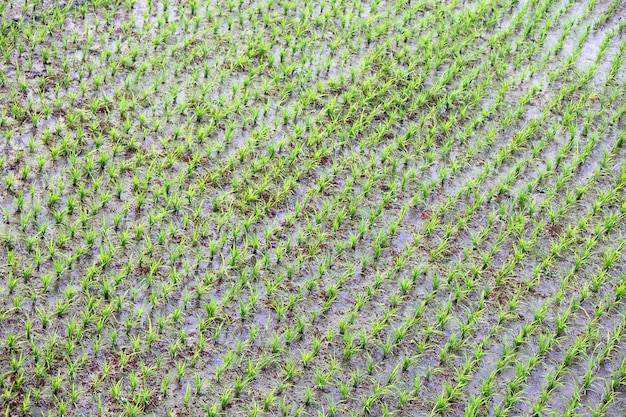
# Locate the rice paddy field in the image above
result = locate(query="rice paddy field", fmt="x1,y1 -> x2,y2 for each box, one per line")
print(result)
1,0 -> 626,415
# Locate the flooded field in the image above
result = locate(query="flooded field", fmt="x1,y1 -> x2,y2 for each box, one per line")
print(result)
1,0 -> 626,415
